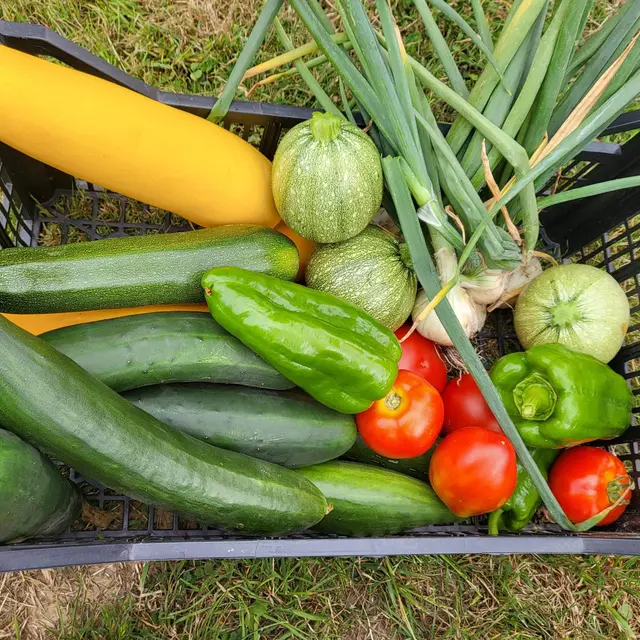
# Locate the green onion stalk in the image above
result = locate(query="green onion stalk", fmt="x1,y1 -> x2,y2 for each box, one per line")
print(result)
214,0 -> 640,531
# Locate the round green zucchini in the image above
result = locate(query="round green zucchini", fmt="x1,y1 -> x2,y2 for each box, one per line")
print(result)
306,225 -> 417,331
271,112 -> 383,243
124,383 -> 357,467
0,225 -> 299,314
41,311 -> 294,392
0,316 -> 328,535
297,460 -> 458,536
0,428 -> 81,544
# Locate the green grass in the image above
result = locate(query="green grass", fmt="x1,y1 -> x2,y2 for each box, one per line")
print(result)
1,1 -> 637,638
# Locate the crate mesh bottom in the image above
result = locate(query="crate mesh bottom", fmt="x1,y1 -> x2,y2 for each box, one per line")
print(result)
0,182 -> 637,551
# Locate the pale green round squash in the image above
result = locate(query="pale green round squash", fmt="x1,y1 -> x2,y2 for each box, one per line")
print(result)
514,263 -> 630,363
306,225 -> 417,331
271,112 -> 383,243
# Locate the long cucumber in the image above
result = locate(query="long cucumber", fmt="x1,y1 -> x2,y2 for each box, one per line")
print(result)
41,312 -> 295,392
0,315 -> 328,535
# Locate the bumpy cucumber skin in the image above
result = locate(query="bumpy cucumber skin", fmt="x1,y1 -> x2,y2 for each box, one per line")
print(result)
124,383 -> 357,467
297,460 -> 458,536
0,225 -> 299,313
41,312 -> 295,392
0,316 -> 328,536
0,428 -> 81,544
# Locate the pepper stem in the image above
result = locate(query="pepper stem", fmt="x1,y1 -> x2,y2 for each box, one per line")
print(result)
309,112 -> 342,142
513,374 -> 557,421
487,509 -> 503,536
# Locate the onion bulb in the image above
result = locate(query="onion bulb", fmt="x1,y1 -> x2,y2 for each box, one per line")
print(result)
460,268 -> 507,305
412,285 -> 487,346
514,263 -> 629,363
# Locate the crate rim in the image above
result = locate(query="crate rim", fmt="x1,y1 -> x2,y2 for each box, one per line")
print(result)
2,19 -> 640,570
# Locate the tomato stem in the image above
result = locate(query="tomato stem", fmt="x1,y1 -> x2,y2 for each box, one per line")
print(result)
384,390 -> 403,411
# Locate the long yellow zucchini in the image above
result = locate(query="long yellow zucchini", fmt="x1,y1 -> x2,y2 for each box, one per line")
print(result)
0,46 -> 279,228
2,304 -> 210,335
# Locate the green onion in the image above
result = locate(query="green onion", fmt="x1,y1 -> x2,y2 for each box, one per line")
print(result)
536,175 -> 640,209
471,0 -> 493,50
272,18 -> 344,119
412,0 -> 469,98
207,0 -> 283,123
446,0 -> 549,156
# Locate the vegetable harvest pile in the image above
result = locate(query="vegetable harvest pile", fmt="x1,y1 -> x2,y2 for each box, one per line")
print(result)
0,0 -> 639,545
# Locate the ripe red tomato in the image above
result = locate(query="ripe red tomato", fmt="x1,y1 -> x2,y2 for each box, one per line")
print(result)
356,370 -> 444,459
394,326 -> 447,393
442,373 -> 502,434
429,427 -> 517,517
549,447 -> 632,527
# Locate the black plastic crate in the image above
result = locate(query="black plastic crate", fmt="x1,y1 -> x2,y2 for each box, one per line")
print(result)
1,21 -> 640,571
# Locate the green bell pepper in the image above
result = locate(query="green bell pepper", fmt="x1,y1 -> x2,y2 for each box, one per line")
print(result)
490,343 -> 632,448
201,267 -> 401,414
488,448 -> 559,534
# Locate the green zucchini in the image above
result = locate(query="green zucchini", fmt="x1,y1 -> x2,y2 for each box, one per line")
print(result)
41,312 -> 294,392
0,316 -> 328,535
297,460 -> 458,536
0,225 -> 298,314
124,383 -> 357,467
342,434 -> 435,480
0,428 -> 81,544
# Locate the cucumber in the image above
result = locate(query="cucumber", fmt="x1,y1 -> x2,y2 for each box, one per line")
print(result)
124,383 -> 357,467
342,434 -> 435,480
0,225 -> 298,314
0,428 -> 81,544
0,316 -> 328,535
41,312 -> 294,392
297,460 -> 458,536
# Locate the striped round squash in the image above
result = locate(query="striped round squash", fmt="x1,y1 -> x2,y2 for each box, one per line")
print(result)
271,112 -> 383,243
306,225 -> 417,331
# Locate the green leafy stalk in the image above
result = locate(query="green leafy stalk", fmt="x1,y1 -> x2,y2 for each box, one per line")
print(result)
208,0 -> 283,123
472,0 -> 493,50
376,0 -> 426,179
273,18 -> 344,118
426,0 -> 506,85
469,0 -> 570,188
549,8 -> 640,136
339,78 -> 357,125
536,175 -> 640,209
446,0 -> 549,156
565,3 -> 628,78
404,52 -> 540,250
520,0 -> 590,155
460,24 -> 536,179
412,0 -> 469,98
382,156 -> 578,532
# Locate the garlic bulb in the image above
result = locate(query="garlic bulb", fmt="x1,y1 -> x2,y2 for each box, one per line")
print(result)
412,285 -> 487,346
460,268 -> 508,306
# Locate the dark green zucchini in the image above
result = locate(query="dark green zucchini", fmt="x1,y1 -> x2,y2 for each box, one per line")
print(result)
41,312 -> 294,392
0,315 -> 327,535
342,434 -> 435,479
0,428 -> 81,544
124,383 -> 357,467
297,460 -> 458,536
0,225 -> 298,313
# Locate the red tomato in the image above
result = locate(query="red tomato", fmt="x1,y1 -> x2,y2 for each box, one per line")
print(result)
442,373 -> 502,434
356,370 -> 444,459
549,447 -> 632,527
429,427 -> 517,517
395,326 -> 447,393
